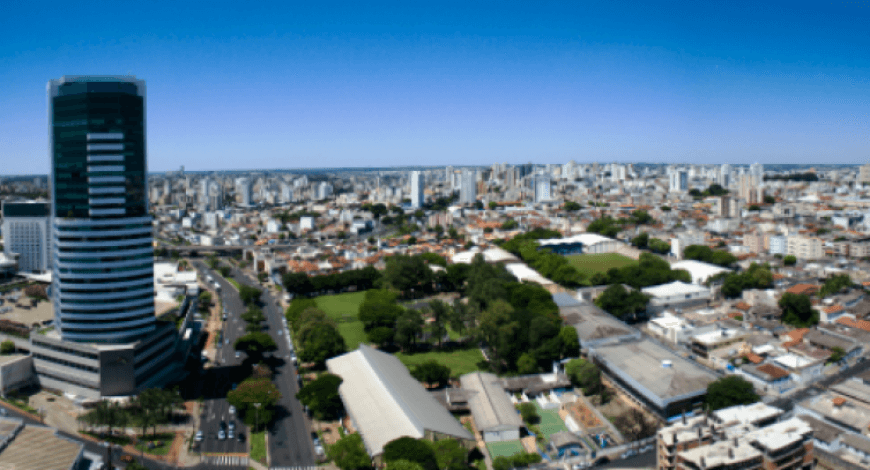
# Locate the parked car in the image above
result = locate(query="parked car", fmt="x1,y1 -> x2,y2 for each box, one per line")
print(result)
194,431 -> 203,442
229,405 -> 236,415
218,429 -> 226,440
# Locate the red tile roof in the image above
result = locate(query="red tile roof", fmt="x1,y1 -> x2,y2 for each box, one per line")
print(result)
787,284 -> 819,296
757,364 -> 790,380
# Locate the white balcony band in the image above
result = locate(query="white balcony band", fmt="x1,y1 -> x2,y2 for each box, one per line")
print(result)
89,176 -> 125,184
86,133 -> 123,140
86,143 -> 124,151
88,198 -> 125,206
88,186 -> 125,195
89,208 -> 125,216
88,165 -> 124,173
87,155 -> 124,162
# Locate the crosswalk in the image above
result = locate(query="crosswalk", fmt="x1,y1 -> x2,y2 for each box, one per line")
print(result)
204,455 -> 248,466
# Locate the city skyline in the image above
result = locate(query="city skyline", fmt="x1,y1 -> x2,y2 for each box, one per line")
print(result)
3,1 -> 870,174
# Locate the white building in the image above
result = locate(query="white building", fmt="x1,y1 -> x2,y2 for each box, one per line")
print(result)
410,171 -> 424,209
670,260 -> 731,285
1,201 -> 51,273
534,174 -> 551,203
669,170 -> 688,192
642,281 -> 713,314
460,169 -> 477,205
317,181 -> 333,200
236,177 -> 252,206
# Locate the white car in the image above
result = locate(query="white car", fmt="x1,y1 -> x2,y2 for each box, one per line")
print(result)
228,429 -> 234,439
218,429 -> 226,440
194,431 -> 203,442
278,330 -> 283,336
229,405 -> 236,415
235,351 -> 241,358
228,421 -> 235,430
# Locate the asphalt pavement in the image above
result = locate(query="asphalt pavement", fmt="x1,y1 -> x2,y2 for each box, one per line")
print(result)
191,261 -> 249,456
229,266 -> 317,466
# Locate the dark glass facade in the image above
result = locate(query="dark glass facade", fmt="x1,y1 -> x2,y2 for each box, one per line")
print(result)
52,85 -> 146,219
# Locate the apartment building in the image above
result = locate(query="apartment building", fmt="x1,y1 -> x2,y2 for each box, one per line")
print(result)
788,235 -> 824,260
658,403 -> 813,470
743,232 -> 765,254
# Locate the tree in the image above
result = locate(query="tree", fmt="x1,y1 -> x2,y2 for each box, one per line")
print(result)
389,461 -> 424,470
558,326 -> 580,358
648,238 -> 671,254
411,361 -> 451,388
828,346 -> 846,364
227,378 -> 281,431
328,433 -> 371,470
488,201 -> 498,210
431,439 -> 470,470
517,402 -> 539,425
238,285 -> 263,305
594,284 -> 650,320
820,274 -> 852,299
683,245 -> 737,267
368,327 -> 395,347
476,300 -> 518,373
613,408 -> 658,441
563,201 -> 582,211
234,332 -> 278,361
0,341 -> 14,355
516,353 -> 537,374
565,358 -> 602,395
705,375 -> 759,411
427,300 -> 450,347
783,255 -> 797,266
298,322 -> 347,367
296,373 -> 344,420
501,219 -> 519,230
764,194 -> 776,204
779,292 -> 818,327
395,309 -> 424,351
382,437 -> 438,470
283,272 -> 314,296
383,255 -> 433,298
631,232 -> 649,249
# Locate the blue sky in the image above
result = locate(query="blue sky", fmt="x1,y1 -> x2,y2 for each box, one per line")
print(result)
2,1 -> 869,173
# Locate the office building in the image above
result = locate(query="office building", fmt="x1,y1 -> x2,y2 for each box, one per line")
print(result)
719,163 -> 732,187
49,76 -> 156,343
45,76 -> 191,398
1,201 -> 51,273
410,171 -> 424,208
460,169 -> 477,205
317,181 -> 333,200
860,164 -> 870,183
534,174 -> 551,203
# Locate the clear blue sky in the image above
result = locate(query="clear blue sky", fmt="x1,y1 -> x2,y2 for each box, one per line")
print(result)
2,1 -> 869,173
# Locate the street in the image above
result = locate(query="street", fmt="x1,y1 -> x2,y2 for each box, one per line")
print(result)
228,266 -> 317,466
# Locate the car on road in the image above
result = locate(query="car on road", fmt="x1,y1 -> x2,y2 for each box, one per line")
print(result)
229,405 -> 236,415
278,329 -> 282,336
195,431 -> 203,442
235,351 -> 241,358
228,421 -> 235,431
228,429 -> 234,439
218,429 -> 226,440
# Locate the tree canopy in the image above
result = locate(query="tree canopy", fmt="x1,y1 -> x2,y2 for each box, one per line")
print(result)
382,437 -> 438,470
682,245 -> 738,267
779,293 -> 818,327
327,433 -> 371,470
226,378 -> 281,430
296,373 -> 344,420
705,376 -> 759,411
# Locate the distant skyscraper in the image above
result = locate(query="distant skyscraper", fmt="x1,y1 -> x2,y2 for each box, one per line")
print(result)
860,164 -> 870,183
236,177 -> 252,206
460,170 -> 477,205
534,174 -> 551,203
2,201 -> 51,273
410,171 -> 424,209
49,76 -> 155,343
719,163 -> 732,187
317,181 -> 333,200
749,163 -> 764,183
669,170 -> 688,193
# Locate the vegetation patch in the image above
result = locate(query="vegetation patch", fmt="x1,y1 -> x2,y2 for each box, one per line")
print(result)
565,253 -> 638,276
485,440 -> 526,458
250,431 -> 267,464
395,347 -> 485,377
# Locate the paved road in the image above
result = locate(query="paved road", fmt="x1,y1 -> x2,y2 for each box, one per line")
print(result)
192,261 -> 249,457
229,267 -> 317,466
770,357 -> 870,411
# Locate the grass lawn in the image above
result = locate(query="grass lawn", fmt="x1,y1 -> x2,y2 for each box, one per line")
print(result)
565,253 -> 638,277
227,277 -> 242,291
533,403 -> 569,438
315,292 -> 367,349
486,440 -> 526,458
250,431 -> 267,464
134,433 -> 174,456
395,347 -> 484,377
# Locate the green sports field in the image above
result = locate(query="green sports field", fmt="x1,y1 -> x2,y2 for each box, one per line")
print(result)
314,291 -> 367,349
395,347 -> 485,377
565,253 -> 638,277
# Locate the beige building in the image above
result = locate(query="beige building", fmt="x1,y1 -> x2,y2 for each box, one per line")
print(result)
788,235 -> 824,260
860,163 -> 870,183
743,232 -> 765,254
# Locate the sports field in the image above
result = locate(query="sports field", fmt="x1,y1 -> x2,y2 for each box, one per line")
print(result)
395,347 -> 485,377
565,253 -> 637,276
486,439 -> 526,458
314,291 -> 367,349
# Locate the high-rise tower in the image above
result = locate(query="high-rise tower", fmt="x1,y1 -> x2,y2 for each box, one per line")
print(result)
49,76 -> 155,343
410,171 -> 424,208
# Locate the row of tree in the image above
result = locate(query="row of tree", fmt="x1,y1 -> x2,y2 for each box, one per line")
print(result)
708,263 -> 773,298
282,266 -> 381,297
590,253 -> 691,288
500,230 -> 589,287
329,433 -> 478,470
683,245 -> 738,267
78,388 -> 183,440
630,232 -> 671,254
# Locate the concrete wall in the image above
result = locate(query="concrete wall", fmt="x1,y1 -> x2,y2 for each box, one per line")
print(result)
0,355 -> 34,395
